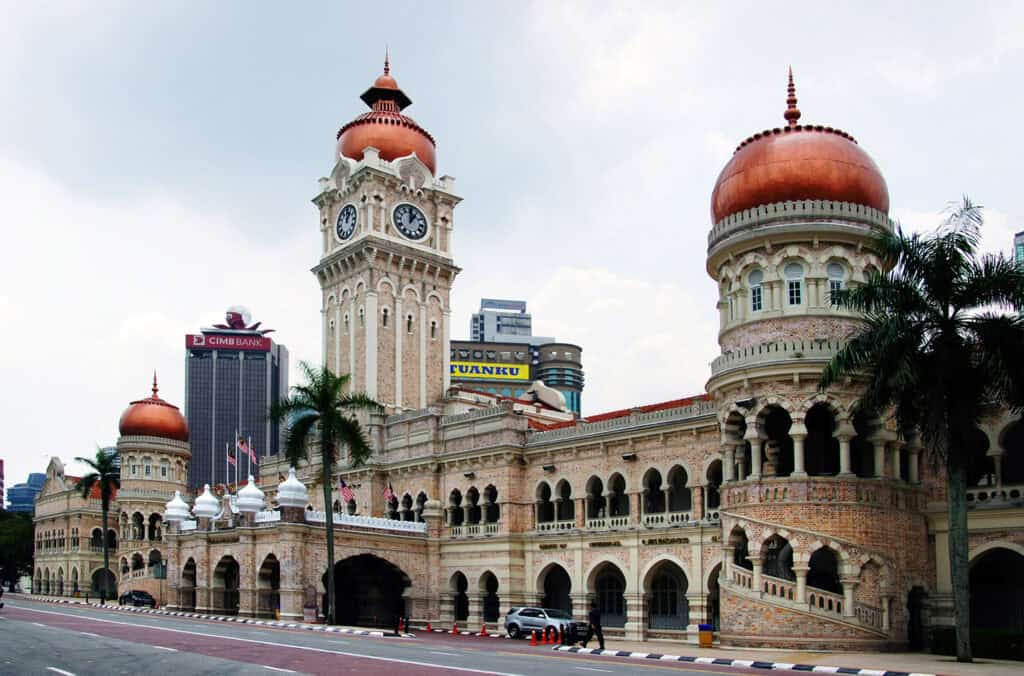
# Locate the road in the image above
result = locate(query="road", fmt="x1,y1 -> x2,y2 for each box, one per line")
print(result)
0,598 -> 773,676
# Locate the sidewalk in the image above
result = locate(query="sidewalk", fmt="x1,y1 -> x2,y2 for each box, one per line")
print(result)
552,637 -> 1020,676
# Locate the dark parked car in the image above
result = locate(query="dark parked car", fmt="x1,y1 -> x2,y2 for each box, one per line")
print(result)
119,590 -> 156,608
504,607 -> 587,639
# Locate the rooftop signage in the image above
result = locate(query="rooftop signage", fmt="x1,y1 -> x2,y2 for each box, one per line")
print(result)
186,334 -> 272,352
450,360 -> 530,382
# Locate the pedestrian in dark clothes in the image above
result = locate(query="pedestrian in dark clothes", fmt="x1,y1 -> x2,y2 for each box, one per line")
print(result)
581,601 -> 604,650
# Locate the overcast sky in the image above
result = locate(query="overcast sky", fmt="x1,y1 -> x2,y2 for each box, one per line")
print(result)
2,1 -> 1022,489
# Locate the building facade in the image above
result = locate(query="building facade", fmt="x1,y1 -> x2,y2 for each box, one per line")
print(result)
185,308 -> 288,488
37,63 -> 1024,651
471,299 -> 552,344
8,472 -> 45,513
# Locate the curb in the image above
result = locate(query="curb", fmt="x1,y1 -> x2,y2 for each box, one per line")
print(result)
430,628 -> 506,638
14,596 -> 412,638
551,646 -> 936,676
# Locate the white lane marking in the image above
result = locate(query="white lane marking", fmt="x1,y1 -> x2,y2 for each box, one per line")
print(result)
430,651 -> 459,656
47,669 -> 76,676
79,632 -> 101,638
33,622 -> 47,627
574,669 -> 611,674
263,668 -> 294,673
154,646 -> 177,652
15,606 -> 525,676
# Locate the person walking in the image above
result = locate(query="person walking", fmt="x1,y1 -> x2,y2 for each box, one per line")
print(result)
581,601 -> 604,650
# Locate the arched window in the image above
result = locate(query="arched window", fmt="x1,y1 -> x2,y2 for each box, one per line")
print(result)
382,307 -> 389,327
586,476 -> 606,519
358,307 -> 365,327
343,313 -> 350,334
483,485 -> 499,523
143,457 -> 152,477
668,466 -> 692,513
406,314 -> 414,334
826,262 -> 846,305
808,547 -> 842,594
466,487 -> 481,525
346,499 -> 357,515
608,474 -> 628,517
593,564 -> 626,627
643,469 -> 665,514
415,492 -> 427,522
748,269 -> 764,312
555,480 -> 574,521
160,459 -> 169,479
401,493 -> 413,522
536,483 -> 554,524
430,320 -> 437,339
448,489 -> 463,526
784,262 -> 804,306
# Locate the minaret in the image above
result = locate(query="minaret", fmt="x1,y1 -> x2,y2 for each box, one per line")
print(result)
312,57 -> 461,411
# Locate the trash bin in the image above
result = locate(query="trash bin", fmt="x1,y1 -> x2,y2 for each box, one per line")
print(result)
698,623 -> 713,648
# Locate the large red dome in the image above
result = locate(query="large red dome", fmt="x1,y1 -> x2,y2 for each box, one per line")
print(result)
118,375 -> 189,442
336,58 -> 436,175
710,72 -> 889,223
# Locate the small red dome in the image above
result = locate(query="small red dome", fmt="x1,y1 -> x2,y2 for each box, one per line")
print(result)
710,71 -> 889,223
118,374 -> 189,442
336,57 -> 437,175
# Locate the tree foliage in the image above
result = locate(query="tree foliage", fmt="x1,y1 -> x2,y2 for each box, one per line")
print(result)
821,197 -> 1024,661
0,511 -> 34,590
75,447 -> 121,602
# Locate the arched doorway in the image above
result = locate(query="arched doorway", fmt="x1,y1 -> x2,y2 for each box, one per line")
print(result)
258,554 -> 280,618
57,568 -> 64,596
707,564 -> 721,630
808,547 -> 842,594
906,586 -> 928,651
645,560 -> 689,630
451,572 -> 469,622
329,554 -> 410,627
91,568 -> 115,598
480,572 -> 500,622
805,404 -> 840,476
970,547 -> 1024,634
213,556 -> 240,615
762,534 -> 795,582
761,406 -> 794,477
591,563 -> 627,628
540,564 -> 572,612
180,558 -> 197,611
71,568 -> 80,594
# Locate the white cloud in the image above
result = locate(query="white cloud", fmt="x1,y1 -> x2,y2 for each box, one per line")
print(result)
892,204 -> 1017,257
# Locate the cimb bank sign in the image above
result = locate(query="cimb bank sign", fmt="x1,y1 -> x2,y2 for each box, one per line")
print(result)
186,334 -> 272,352
450,361 -> 530,382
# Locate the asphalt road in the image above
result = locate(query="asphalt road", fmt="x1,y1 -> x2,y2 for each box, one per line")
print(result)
0,598 -> 769,676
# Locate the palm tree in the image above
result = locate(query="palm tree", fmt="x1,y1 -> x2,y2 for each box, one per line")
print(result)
75,448 -> 121,604
820,197 -> 1024,662
269,362 -> 381,625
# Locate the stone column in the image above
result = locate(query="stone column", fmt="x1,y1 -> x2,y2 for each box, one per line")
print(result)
793,565 -> 809,603
692,485 -> 704,520
723,446 -> 736,482
791,430 -> 807,478
571,592 -> 591,624
908,443 -> 921,484
721,545 -> 734,584
881,596 -> 891,631
575,498 -> 586,527
624,591 -> 644,641
838,436 -> 853,476
630,491 -> 642,524
887,441 -> 902,481
751,559 -> 763,593
737,447 -> 747,480
841,577 -> 858,617
748,439 -> 763,480
532,501 -> 540,529
466,593 -> 481,631
872,439 -> 885,478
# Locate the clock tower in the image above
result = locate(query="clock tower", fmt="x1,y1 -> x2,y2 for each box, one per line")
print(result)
312,58 -> 461,412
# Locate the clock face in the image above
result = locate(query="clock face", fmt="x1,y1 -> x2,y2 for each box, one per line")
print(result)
335,204 -> 357,241
393,203 -> 428,241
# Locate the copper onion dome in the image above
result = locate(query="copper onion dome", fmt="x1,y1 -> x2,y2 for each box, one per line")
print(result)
710,69 -> 889,223
118,373 -> 189,442
336,54 -> 437,175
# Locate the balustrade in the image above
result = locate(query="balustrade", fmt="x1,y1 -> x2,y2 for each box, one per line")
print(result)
855,603 -> 884,630
761,573 -> 795,602
304,510 -> 427,534
966,484 -> 1024,508
537,519 -> 575,532
732,567 -> 753,589
807,588 -> 844,616
642,511 -> 694,527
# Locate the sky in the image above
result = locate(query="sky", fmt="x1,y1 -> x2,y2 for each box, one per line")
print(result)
2,1 -> 1023,490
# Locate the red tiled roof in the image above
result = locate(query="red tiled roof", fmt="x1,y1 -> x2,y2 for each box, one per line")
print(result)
69,476 -> 117,501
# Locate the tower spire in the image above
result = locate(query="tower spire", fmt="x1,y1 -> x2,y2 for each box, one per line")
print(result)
152,371 -> 159,397
784,66 -> 801,127
384,46 -> 390,75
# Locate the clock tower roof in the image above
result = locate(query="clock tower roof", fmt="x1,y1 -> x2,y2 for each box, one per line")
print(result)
337,55 -> 437,175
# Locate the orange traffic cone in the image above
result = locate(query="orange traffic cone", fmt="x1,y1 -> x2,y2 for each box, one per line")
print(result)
452,621 -> 458,635
398,618 -> 404,633
530,630 -> 538,646
426,621 -> 432,632
479,622 -> 487,636
542,628 -> 550,645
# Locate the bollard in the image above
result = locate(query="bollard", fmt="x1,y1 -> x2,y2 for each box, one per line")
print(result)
479,622 -> 487,636
530,630 -> 538,646
453,621 -> 458,634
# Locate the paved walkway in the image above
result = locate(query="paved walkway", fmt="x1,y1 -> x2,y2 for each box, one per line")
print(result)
569,637 -> 1019,676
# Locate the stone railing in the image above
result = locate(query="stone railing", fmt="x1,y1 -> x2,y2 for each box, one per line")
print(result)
450,522 -> 501,537
761,573 -> 796,602
529,400 -> 716,445
179,520 -> 197,531
586,515 -> 630,530
304,511 -> 427,534
253,511 -> 281,524
711,339 -> 846,377
725,477 -> 923,512
966,484 -> 1024,508
642,511 -> 693,527
732,566 -> 754,589
441,406 -> 507,426
116,487 -> 176,500
808,588 -> 844,616
537,519 -> 576,532
707,199 -> 893,250
855,603 -> 884,630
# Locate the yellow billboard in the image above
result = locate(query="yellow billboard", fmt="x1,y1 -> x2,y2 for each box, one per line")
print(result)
450,360 -> 530,381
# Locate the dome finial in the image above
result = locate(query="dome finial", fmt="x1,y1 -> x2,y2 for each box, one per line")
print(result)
384,46 -> 390,75
152,371 -> 159,397
784,66 -> 801,127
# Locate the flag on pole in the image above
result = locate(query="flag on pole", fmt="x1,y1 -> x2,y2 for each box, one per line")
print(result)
247,436 -> 258,465
382,482 -> 395,503
226,444 -> 237,466
236,436 -> 250,461
339,477 -> 355,503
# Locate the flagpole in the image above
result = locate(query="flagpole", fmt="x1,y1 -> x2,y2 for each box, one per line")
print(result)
224,442 -> 228,488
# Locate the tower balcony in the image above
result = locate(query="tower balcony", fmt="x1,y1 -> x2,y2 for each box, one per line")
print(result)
710,339 -> 846,378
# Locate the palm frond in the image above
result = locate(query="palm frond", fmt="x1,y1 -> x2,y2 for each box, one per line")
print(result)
955,254 -> 1024,312
335,415 -> 374,468
283,412 -> 319,468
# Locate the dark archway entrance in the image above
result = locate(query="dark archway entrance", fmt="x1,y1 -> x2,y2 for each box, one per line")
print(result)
481,572 -> 500,623
328,554 -> 410,627
91,568 -> 115,598
451,572 -> 469,622
180,558 -> 197,611
907,586 -> 927,651
970,548 -> 1024,633
213,556 -> 240,615
541,565 -> 572,612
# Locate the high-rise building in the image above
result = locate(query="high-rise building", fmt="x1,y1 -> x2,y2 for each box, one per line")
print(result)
7,472 -> 45,513
1015,230 -> 1024,267
184,306 -> 288,489
0,459 -> 5,510
470,299 -> 553,344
